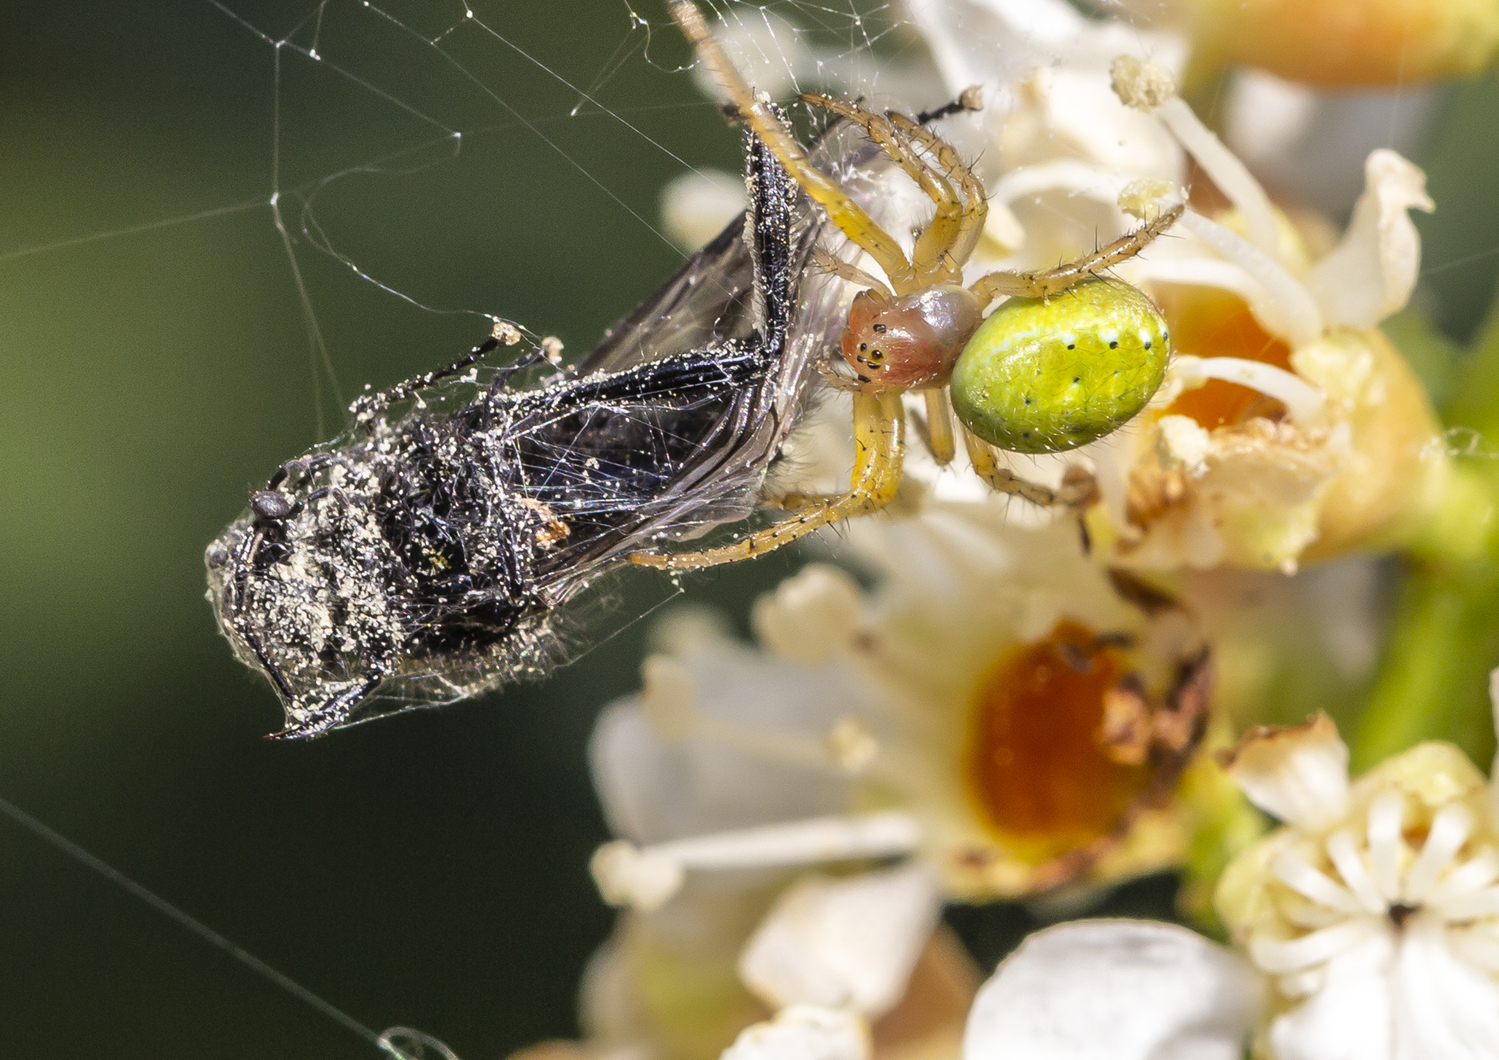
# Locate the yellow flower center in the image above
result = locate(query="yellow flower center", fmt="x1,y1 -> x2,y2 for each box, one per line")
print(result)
1157,285 -> 1293,429
964,620 -> 1152,856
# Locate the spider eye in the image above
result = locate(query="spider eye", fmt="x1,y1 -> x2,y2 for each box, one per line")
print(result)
872,322 -> 887,333
949,278 -> 1169,454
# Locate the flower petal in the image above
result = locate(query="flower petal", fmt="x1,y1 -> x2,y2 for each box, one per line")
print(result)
1305,150 -> 1434,328
751,565 -> 864,666
1268,932 -> 1396,1060
1392,915 -> 1499,1059
738,863 -> 944,1017
589,650 -> 858,843
963,920 -> 1260,1060
721,1006 -> 871,1060
1219,714 -> 1350,829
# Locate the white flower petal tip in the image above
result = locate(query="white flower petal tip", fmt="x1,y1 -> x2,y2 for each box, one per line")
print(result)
1306,150 -> 1435,329
720,1006 -> 870,1060
638,655 -> 699,743
751,565 -> 864,666
660,168 -> 747,253
1217,714 -> 1350,830
590,840 -> 684,912
964,921 -> 1261,1060
738,863 -> 944,1017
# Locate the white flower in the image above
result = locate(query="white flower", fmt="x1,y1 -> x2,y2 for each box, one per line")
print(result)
671,0 -> 1446,574
714,918 -> 1262,1060
588,512 -> 1213,1035
1215,706 -> 1499,1059
963,919 -> 1261,1060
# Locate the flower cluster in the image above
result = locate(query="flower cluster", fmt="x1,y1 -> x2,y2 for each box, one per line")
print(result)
500,1 -> 1499,1059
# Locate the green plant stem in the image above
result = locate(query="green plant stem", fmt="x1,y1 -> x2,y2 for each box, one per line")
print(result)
1352,284 -> 1499,771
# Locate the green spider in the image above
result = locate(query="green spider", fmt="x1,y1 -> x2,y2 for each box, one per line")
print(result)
635,2 -> 1181,571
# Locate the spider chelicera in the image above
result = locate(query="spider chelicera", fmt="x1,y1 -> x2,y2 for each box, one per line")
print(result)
632,1 -> 1183,572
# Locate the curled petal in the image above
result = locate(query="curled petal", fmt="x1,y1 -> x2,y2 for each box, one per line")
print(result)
1305,150 -> 1434,328
1267,933 -> 1395,1060
751,565 -> 864,665
964,920 -> 1261,1060
1392,915 -> 1499,1059
1218,713 -> 1350,829
720,1006 -> 871,1060
738,863 -> 943,1016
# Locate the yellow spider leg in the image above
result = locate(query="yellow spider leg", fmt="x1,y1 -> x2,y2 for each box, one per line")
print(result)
811,247 -> 894,299
923,388 -> 957,465
961,427 -> 1094,509
671,1 -> 915,291
967,204 -> 1184,306
885,112 -> 989,285
801,93 -> 962,295
630,392 -> 906,570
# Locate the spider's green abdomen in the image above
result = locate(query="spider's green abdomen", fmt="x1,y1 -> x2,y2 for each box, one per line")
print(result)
950,278 -> 1170,455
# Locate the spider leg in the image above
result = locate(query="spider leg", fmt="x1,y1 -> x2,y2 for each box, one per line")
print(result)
810,247 -> 894,298
670,0 -> 915,290
800,93 -> 963,295
961,427 -> 1095,509
629,391 -> 905,569
885,112 -> 988,286
967,204 -> 1184,306
922,387 -> 958,465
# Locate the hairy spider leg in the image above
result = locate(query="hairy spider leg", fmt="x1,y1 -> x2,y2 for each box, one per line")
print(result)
630,391 -> 905,570
967,204 -> 1185,305
961,427 -> 1095,510
810,246 -> 893,298
798,93 -> 966,294
669,0 -> 917,292
884,111 -> 989,283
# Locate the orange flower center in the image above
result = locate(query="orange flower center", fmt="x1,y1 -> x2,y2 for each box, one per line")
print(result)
1157,285 -> 1294,429
965,620 -> 1151,855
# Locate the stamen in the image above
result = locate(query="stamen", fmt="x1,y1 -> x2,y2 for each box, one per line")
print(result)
1427,849 -> 1499,907
1157,99 -> 1279,257
1366,791 -> 1407,900
1171,356 -> 1325,423
1432,884 -> 1499,921
1325,830 -> 1390,914
1176,211 -> 1323,347
1272,848 -> 1365,915
592,812 -> 924,910
1109,56 -> 1279,257
1249,919 -> 1376,974
1404,803 -> 1475,903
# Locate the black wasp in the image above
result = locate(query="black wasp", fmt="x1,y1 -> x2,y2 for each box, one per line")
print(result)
206,115 -> 837,737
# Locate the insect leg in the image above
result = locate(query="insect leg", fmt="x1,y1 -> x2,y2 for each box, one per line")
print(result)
350,329 -> 511,425
629,391 -> 905,569
268,667 -> 389,740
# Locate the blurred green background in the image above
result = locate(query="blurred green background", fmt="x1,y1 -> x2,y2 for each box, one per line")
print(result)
2,2 -> 1498,1058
